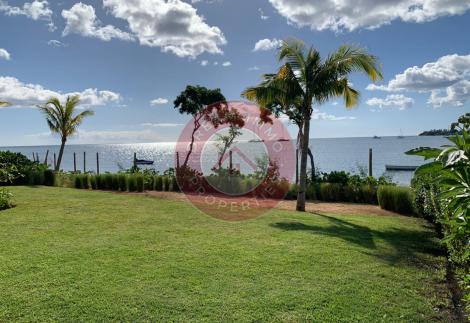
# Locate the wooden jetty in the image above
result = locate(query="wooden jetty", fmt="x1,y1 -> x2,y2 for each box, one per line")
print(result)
385,165 -> 418,171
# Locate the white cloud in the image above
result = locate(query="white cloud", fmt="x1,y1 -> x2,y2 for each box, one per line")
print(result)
142,123 -> 183,127
62,3 -> 134,42
102,0 -> 227,58
258,8 -> 269,20
0,48 -> 11,60
248,66 -> 260,71
366,94 -> 414,110
47,40 -> 67,47
367,54 -> 470,107
0,76 -> 121,108
312,108 -> 356,121
200,60 -> 209,66
253,38 -> 282,52
150,98 -> 169,105
72,129 -> 161,144
213,61 -> 219,66
268,0 -> 470,32
222,61 -> 232,67
0,0 -> 55,30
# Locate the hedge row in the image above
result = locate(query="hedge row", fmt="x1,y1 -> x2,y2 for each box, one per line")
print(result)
377,186 -> 415,215
55,173 -> 180,193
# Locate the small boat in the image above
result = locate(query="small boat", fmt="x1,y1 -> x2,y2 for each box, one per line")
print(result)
135,159 -> 154,165
397,129 -> 404,139
277,138 -> 290,142
373,136 -> 381,139
249,139 -> 264,143
385,165 -> 418,171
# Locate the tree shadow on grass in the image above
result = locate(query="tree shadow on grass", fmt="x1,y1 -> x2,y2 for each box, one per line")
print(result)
271,213 -> 444,269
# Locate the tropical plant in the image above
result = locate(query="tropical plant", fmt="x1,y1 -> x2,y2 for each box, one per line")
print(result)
242,38 -> 382,211
0,101 -> 10,107
407,113 -> 470,313
38,96 -> 94,171
174,86 -> 226,167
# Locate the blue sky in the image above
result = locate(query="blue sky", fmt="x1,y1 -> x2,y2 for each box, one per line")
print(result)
1,0 -> 469,146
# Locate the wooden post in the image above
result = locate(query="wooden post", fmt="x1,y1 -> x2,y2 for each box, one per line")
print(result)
73,152 -> 77,172
36,153 -> 40,163
96,152 -> 100,175
32,153 -> 35,162
295,149 -> 299,184
83,152 -> 86,173
133,152 -> 137,168
176,152 -> 180,169
53,153 -> 57,170
369,148 -> 373,177
229,150 -> 233,174
44,150 -> 49,165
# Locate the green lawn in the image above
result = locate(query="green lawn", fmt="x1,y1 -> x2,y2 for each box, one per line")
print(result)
0,187 -> 451,322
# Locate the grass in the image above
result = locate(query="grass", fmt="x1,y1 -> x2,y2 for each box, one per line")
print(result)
0,187 -> 452,322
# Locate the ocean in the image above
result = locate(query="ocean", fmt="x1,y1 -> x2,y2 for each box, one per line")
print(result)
0,136 -> 449,186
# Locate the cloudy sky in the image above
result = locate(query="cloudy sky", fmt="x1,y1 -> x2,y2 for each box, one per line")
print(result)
1,0 -> 470,146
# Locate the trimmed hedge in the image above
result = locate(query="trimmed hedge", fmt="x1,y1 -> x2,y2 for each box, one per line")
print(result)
377,186 -> 415,215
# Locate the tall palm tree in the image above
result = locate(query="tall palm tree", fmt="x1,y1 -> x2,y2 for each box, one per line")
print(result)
242,39 -> 382,211
38,95 -> 94,171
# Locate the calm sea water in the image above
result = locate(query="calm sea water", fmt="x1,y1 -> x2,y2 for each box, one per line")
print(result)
0,136 -> 448,186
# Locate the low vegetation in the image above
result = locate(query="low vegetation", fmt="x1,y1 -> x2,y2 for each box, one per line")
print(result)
0,186 -> 454,321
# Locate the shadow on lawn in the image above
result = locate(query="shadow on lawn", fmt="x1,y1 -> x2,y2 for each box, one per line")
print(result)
271,213 -> 444,268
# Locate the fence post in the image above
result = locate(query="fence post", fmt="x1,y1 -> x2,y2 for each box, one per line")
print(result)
176,152 -> 180,169
44,150 -> 49,165
96,152 -> 100,175
53,153 -> 57,170
133,152 -> 137,168
229,150 -> 233,174
369,148 -> 373,177
73,152 -> 77,172
83,152 -> 86,173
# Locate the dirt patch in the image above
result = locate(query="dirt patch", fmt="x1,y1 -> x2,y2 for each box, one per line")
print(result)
142,191 -> 400,217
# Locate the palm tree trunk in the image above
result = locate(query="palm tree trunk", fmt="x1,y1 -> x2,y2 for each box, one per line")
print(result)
55,138 -> 66,171
307,148 -> 315,182
296,112 -> 311,212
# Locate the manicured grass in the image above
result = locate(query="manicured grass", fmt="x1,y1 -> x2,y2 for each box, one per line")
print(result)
0,187 -> 451,321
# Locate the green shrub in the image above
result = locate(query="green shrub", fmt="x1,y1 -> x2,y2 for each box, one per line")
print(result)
112,174 -> 120,191
136,174 -> 144,192
162,176 -> 168,192
285,184 -> 298,200
127,175 -> 137,192
377,186 -> 415,215
43,170 -> 55,186
170,176 -> 180,192
118,174 -> 127,192
319,183 -> 344,202
0,188 -> 13,210
82,175 -> 90,189
102,174 -> 112,190
144,175 -> 154,191
90,175 -> 97,190
154,176 -> 162,191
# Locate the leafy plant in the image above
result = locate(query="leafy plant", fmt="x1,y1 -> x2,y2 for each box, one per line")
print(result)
0,188 -> 13,210
377,186 -> 415,215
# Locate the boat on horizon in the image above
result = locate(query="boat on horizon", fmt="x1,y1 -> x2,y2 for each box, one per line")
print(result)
373,135 -> 381,139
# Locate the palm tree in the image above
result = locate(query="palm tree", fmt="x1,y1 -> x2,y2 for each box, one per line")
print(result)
242,39 -> 382,211
38,95 -> 94,171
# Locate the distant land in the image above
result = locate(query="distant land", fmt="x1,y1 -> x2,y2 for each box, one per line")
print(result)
419,129 -> 460,136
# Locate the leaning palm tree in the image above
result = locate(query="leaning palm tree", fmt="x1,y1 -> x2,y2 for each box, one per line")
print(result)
242,39 -> 382,211
38,95 -> 94,171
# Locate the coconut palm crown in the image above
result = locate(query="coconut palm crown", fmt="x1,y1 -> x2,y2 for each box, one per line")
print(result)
242,38 -> 382,211
38,95 -> 94,171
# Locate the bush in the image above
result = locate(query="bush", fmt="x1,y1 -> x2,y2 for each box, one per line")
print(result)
118,174 -> 127,192
136,174 -> 144,192
162,176 -> 169,192
377,186 -> 415,215
285,184 -> 298,200
170,176 -> 180,192
0,188 -> 13,210
144,175 -> 154,191
112,174 -> 120,191
154,176 -> 162,191
90,175 -> 97,190
127,175 -> 137,192
43,170 -> 55,186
